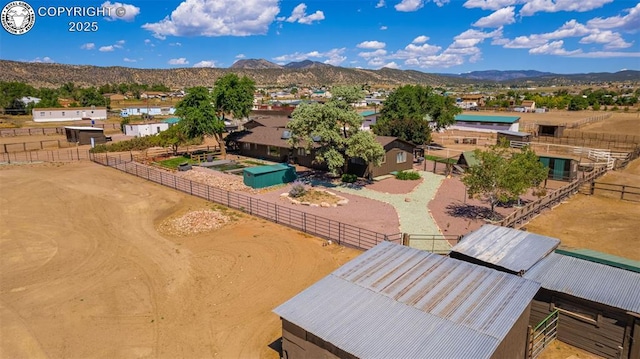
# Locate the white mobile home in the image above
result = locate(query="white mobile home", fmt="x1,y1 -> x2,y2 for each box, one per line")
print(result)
33,107 -> 107,122
124,123 -> 169,137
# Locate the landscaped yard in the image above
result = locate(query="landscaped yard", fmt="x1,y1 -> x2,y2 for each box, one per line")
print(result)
155,155 -> 199,169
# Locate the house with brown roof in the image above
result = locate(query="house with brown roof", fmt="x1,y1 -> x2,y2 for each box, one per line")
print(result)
521,100 -> 536,112
243,116 -> 291,130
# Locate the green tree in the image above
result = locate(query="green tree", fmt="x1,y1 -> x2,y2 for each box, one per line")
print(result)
372,85 -> 460,145
287,97 -> 384,175
211,73 -> 256,120
175,86 -> 226,156
461,141 -> 548,219
156,124 -> 188,155
568,96 -> 589,111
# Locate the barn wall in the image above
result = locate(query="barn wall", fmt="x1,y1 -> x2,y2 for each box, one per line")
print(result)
78,131 -> 106,145
450,122 -> 514,133
281,320 -> 357,359
529,289 -> 630,359
238,144 -> 288,162
491,303 -> 532,359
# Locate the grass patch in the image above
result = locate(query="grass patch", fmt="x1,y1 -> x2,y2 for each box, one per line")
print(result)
242,160 -> 269,166
210,163 -> 245,172
156,155 -> 198,169
395,170 -> 421,180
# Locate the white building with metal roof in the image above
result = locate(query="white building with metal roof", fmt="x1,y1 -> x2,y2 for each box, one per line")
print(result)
273,241 -> 540,359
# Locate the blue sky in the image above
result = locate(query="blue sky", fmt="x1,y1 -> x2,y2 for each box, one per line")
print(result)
1,0 -> 639,74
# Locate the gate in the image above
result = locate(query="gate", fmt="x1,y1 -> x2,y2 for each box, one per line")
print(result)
527,310 -> 559,359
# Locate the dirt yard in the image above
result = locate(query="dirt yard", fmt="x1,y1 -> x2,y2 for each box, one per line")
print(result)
0,162 -> 361,358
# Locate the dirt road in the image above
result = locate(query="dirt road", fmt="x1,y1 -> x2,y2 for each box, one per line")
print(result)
0,162 -> 361,358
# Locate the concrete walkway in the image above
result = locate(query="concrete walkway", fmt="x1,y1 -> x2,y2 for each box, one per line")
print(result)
312,171 -> 449,251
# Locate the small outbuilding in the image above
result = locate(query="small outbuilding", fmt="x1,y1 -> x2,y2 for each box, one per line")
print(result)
124,123 -> 169,137
274,241 -> 541,359
243,163 -> 297,189
64,126 -> 107,145
451,114 -> 521,133
536,123 -> 566,138
539,155 -> 578,181
497,130 -> 532,144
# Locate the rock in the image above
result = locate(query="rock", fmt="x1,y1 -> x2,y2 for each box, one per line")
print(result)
337,199 -> 349,206
291,199 -> 300,205
405,197 -> 411,202
325,191 -> 335,196
331,204 -> 337,207
301,201 -> 311,206
310,203 -> 320,207
320,202 -> 330,207
280,192 -> 290,197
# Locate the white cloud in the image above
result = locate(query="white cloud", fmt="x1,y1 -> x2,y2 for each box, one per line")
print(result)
473,6 -> 515,28
381,62 -> 400,69
80,43 -> 95,50
529,40 -> 582,55
359,49 -> 388,59
236,53 -> 246,59
395,0 -> 424,12
273,48 -> 346,65
101,1 -> 140,21
587,3 -> 640,32
380,25 -> 388,30
168,57 -> 189,65
579,30 -> 633,49
499,20 -> 590,48
123,57 -> 137,62
193,60 -> 217,67
30,57 -> 54,63
463,0 -> 519,10
520,0 -> 613,17
114,40 -> 125,48
376,0 -> 385,8
99,46 -> 115,52
357,40 -> 386,49
169,42 -> 182,46
401,43 -> 441,56
567,51 -> 640,58
143,0 -> 280,38
412,35 -> 429,44
279,3 -> 325,25
433,0 -> 450,6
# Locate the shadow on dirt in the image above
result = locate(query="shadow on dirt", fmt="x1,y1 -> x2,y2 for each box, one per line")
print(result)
445,203 -> 503,221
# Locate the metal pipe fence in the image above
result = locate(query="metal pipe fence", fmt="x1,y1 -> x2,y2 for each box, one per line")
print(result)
91,153 -> 403,251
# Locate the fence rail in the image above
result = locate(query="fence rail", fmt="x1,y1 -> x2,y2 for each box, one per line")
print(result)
498,166 -> 607,229
590,182 -> 640,202
2,139 -> 78,153
0,148 -> 94,163
0,123 -> 120,137
90,153 -> 403,251
405,234 -> 462,254
527,310 -> 559,359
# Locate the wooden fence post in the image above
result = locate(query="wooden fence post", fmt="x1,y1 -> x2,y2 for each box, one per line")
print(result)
590,181 -> 595,195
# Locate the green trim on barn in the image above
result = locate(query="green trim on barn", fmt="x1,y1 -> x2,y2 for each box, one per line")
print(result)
455,114 -> 520,124
555,248 -> 640,273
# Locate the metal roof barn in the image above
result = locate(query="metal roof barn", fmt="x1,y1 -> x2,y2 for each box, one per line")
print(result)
450,224 -> 560,274
274,241 -> 540,359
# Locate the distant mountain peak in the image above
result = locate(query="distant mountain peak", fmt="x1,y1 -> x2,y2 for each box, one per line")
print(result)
284,60 -> 333,69
230,59 -> 282,69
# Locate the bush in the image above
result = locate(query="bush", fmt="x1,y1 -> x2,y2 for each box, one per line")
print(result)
395,171 -> 421,180
288,181 -> 307,198
341,173 -> 358,183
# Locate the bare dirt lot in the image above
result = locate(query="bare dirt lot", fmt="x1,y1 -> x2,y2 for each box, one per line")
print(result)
0,162 -> 361,358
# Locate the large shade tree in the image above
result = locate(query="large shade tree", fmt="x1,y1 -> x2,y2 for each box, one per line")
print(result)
175,86 -> 226,156
287,86 -> 384,175
373,85 -> 460,145
211,73 -> 256,121
461,140 -> 548,219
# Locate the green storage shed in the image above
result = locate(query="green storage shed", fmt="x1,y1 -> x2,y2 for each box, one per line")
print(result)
539,155 -> 578,181
243,164 -> 297,189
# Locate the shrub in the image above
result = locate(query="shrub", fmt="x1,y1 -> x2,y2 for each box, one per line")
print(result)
341,173 -> 358,183
288,181 -> 307,198
395,171 -> 421,180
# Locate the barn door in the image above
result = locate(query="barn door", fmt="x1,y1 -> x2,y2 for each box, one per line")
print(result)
552,159 -> 565,180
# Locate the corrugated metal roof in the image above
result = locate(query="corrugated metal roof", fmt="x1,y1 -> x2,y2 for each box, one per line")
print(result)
524,253 -> 640,313
497,130 -> 531,137
555,248 -> 640,273
455,114 -> 520,124
451,225 -> 560,273
274,242 -> 540,359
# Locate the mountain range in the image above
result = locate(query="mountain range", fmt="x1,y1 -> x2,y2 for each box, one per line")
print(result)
0,59 -> 637,88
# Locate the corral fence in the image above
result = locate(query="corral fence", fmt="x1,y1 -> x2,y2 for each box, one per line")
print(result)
498,166 -> 607,229
527,310 -> 559,359
0,123 -> 120,137
529,135 -> 638,151
403,233 -> 462,254
589,182 -> 640,202
2,139 -> 77,153
90,153 -> 403,251
0,148 -> 93,163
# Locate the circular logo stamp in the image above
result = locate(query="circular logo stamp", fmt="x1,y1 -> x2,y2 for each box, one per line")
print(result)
1,1 -> 35,35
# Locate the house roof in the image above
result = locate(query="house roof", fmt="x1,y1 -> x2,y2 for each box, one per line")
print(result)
243,163 -> 292,175
459,151 -> 480,167
64,126 -> 104,131
521,100 -> 535,106
235,127 -> 291,148
34,107 -> 107,111
524,252 -> 640,313
163,117 -> 180,124
554,248 -> 640,274
274,241 -> 540,359
455,114 -> 520,124
451,225 -> 560,274
247,116 -> 290,128
375,135 -> 415,149
359,110 -> 378,117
